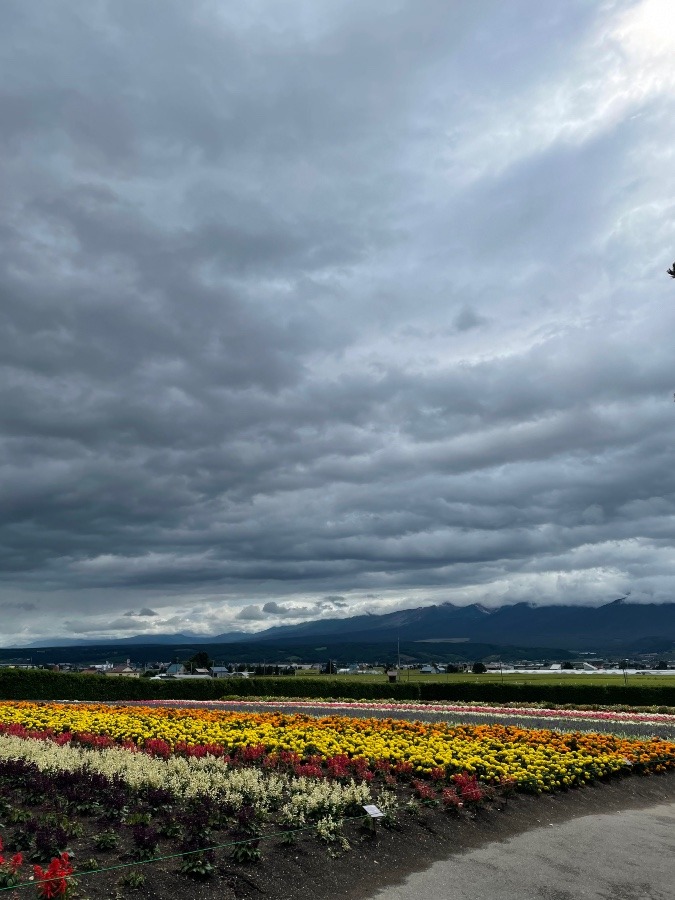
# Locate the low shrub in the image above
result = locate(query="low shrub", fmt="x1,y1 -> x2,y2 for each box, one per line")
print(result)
1,668 -> 673,707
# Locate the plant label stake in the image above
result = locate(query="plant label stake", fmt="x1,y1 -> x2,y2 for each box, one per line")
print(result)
362,804 -> 384,837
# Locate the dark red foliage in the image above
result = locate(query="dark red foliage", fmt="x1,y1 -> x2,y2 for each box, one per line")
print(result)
453,772 -> 485,804
441,787 -> 463,810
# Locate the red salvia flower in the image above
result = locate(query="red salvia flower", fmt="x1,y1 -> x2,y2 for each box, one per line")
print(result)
33,853 -> 74,899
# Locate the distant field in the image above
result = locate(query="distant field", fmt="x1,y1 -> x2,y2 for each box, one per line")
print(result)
292,671 -> 675,689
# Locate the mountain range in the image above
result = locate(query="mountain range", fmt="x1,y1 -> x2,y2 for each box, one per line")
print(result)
22,599 -> 675,653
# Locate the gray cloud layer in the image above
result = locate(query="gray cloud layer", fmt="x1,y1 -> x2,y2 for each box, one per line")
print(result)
1,0 -> 674,644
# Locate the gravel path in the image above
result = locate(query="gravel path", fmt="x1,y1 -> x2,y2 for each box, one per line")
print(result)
363,798 -> 675,900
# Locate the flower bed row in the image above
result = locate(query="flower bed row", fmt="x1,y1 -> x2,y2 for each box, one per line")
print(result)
0,702 -> 674,793
0,733 -> 372,821
0,736 -> 383,891
116,697 -> 675,738
122,697 -> 675,723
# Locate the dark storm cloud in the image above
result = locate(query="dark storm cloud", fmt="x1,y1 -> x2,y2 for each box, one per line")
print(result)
236,605 -> 267,622
0,602 -> 38,612
317,596 -> 349,610
1,0 -> 674,644
263,601 -> 310,618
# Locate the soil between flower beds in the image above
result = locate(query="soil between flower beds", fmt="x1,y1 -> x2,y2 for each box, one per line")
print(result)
4,774 -> 674,900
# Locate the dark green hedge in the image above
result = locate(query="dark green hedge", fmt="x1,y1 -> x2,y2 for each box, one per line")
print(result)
415,680 -> 675,706
0,669 -> 673,707
234,676 -> 675,707
0,669 -> 227,701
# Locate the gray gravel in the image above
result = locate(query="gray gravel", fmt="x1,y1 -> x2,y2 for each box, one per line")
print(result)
364,798 -> 675,900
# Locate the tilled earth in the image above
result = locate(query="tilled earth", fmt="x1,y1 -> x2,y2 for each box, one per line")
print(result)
6,773 -> 674,900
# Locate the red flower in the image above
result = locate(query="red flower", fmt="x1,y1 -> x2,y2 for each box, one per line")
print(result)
33,853 -> 74,899
441,787 -> 464,810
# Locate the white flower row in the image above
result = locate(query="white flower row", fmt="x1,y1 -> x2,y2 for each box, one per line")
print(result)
0,734 -> 371,818
167,700 -> 671,739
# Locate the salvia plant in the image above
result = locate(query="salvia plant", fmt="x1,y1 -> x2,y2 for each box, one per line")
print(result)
11,825 -> 35,851
131,825 -> 159,861
229,805 -> 262,863
78,857 -> 100,872
93,830 -> 119,852
124,811 -> 151,827
157,817 -> 182,839
0,842 -> 23,889
32,824 -> 70,864
33,852 -> 77,900
118,868 -> 146,889
178,849 -> 216,880
0,837 -> 77,900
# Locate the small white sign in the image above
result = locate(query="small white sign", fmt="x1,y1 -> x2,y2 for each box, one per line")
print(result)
363,804 -> 385,818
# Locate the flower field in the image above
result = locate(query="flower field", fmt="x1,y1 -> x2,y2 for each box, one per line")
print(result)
0,700 -> 673,896
131,696 -> 675,723
118,697 -> 675,739
1,701 -> 674,791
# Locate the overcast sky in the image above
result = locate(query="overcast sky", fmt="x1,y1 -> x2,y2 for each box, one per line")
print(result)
1,0 -> 674,646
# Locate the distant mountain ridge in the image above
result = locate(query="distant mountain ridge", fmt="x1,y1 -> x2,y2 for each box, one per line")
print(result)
20,598 -> 675,652
228,598 -> 675,651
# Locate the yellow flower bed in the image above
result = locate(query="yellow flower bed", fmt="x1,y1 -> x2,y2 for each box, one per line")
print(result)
0,701 -> 673,793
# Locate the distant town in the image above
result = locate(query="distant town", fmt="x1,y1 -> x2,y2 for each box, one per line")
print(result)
1,654 -> 673,679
